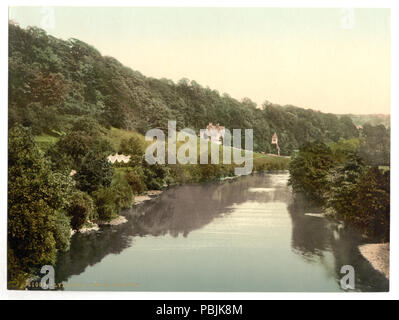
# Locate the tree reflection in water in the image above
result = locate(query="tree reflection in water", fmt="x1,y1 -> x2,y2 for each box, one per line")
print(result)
55,172 -> 388,291
55,173 -> 288,283
288,194 -> 389,291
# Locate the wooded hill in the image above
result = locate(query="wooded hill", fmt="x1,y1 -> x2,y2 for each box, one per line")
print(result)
344,114 -> 390,128
9,23 -> 362,155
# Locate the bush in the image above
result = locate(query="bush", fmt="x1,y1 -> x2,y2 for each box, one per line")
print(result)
7,249 -> 29,290
167,164 -> 200,184
199,164 -> 223,182
112,173 -> 134,210
125,170 -> 146,195
289,142 -> 335,205
92,188 -> 118,222
325,154 -> 365,221
67,191 -> 96,230
47,127 -> 113,172
75,151 -> 114,193
353,167 -> 390,240
53,210 -> 71,251
119,136 -> 144,154
142,161 -> 169,190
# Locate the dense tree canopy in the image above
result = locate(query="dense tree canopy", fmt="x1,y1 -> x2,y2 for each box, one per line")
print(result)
8,125 -> 72,288
358,124 -> 390,166
9,23 -> 362,155
74,151 -> 114,193
289,139 -> 390,241
288,142 -> 336,204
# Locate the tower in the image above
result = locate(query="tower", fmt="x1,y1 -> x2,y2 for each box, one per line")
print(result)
271,132 -> 280,156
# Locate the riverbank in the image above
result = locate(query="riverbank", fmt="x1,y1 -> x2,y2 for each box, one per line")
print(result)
70,216 -> 129,236
358,243 -> 390,279
134,190 -> 163,205
72,171 -> 287,236
97,215 -> 128,226
70,222 -> 99,236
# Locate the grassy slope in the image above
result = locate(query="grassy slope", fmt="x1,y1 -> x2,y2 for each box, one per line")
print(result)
34,134 -> 60,152
107,128 -> 290,170
35,127 -> 290,179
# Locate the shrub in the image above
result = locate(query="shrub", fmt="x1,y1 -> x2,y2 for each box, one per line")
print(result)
125,170 -> 146,195
53,210 -> 71,251
288,142 -> 335,205
353,167 -> 390,240
325,154 -> 364,221
112,173 -> 134,210
142,161 -> 169,190
168,164 -> 201,184
119,136 -> 145,167
199,164 -> 223,182
75,151 -> 114,193
92,188 -> 118,222
67,191 -> 96,230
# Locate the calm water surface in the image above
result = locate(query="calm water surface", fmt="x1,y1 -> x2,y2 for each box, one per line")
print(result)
55,172 -> 388,291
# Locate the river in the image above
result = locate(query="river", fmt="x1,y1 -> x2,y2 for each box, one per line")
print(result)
54,172 -> 388,292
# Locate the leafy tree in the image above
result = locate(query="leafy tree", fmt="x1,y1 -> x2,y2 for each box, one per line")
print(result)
119,136 -> 144,155
47,128 -> 113,172
67,191 -> 96,230
353,167 -> 390,240
290,139 -> 390,241
8,125 -> 71,288
71,117 -> 105,136
329,138 -> 361,164
91,188 -> 118,221
119,136 -> 144,166
111,173 -> 134,211
9,23 -> 361,155
358,124 -> 390,166
125,170 -> 147,195
74,151 -> 114,193
325,153 -> 365,220
53,210 -> 72,252
141,161 -> 169,190
288,142 -> 336,205
47,131 -> 92,171
91,174 -> 133,222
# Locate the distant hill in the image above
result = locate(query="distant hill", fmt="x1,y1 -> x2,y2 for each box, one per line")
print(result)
344,114 -> 390,128
9,23 -> 360,155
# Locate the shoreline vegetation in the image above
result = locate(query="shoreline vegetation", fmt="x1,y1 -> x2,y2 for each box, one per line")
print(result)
7,22 -> 390,290
8,123 -> 291,289
71,189 -> 164,236
288,138 -> 390,278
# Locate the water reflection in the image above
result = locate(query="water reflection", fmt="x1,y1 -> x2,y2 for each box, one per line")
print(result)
288,194 -> 389,291
132,174 -> 291,238
55,173 -> 288,283
55,172 -> 388,291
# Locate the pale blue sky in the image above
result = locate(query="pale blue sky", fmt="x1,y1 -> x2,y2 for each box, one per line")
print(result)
9,7 -> 390,114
